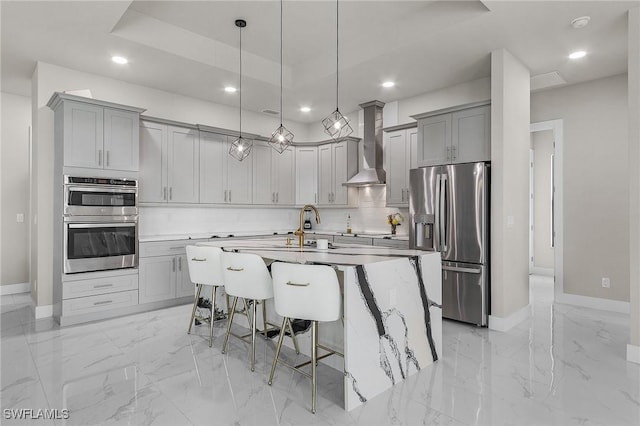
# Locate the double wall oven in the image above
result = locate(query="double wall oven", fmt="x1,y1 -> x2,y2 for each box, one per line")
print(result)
63,176 -> 138,274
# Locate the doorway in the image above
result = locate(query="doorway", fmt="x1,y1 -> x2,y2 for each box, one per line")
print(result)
530,120 -> 563,300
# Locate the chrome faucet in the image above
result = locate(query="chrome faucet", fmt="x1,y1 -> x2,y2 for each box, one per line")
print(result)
295,205 -> 320,248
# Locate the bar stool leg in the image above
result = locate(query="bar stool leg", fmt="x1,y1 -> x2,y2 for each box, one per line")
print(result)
268,317 -> 288,385
262,301 -> 268,339
251,299 -> 257,371
188,284 -> 203,335
209,286 -> 217,347
311,320 -> 318,414
287,318 -> 300,355
222,296 -> 239,354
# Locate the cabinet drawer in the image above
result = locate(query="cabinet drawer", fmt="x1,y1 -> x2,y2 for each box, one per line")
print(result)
305,233 -> 334,242
333,236 -> 373,245
372,239 -> 409,249
63,274 -> 138,300
139,239 -> 208,257
62,290 -> 138,317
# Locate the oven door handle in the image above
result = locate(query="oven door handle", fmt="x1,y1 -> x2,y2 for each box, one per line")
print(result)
67,223 -> 135,229
66,185 -> 137,194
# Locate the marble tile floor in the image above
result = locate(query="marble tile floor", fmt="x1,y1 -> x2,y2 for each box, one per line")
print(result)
1,276 -> 639,425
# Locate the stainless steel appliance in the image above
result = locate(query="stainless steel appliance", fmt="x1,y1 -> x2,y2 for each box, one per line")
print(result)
409,162 -> 489,326
63,176 -> 138,274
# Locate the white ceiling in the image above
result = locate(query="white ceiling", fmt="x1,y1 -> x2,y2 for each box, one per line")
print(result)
1,1 -> 637,123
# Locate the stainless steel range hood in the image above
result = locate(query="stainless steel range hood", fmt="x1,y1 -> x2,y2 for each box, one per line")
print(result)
343,100 -> 386,186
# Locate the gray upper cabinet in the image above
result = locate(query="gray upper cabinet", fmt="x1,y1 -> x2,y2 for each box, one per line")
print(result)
139,121 -> 199,203
253,142 -> 295,205
385,127 -> 417,206
295,146 -> 318,205
416,104 -> 490,166
318,141 -> 358,206
273,147 -> 295,205
48,93 -> 143,171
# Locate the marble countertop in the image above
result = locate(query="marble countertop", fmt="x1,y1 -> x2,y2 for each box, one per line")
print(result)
198,237 -> 434,266
139,229 -> 409,243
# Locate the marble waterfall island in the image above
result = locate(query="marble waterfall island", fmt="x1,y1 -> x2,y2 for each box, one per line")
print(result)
199,238 -> 442,411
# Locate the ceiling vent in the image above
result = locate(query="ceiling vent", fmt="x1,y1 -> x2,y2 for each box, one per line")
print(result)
530,71 -> 567,92
262,109 -> 280,115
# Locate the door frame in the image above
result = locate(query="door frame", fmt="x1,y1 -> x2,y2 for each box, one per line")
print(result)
530,119 -> 564,298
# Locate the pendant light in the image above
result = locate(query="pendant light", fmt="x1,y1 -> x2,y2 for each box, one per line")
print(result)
268,0 -> 294,153
229,19 -> 252,161
322,0 -> 352,141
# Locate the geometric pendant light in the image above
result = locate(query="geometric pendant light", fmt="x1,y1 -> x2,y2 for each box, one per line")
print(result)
322,0 -> 353,141
229,19 -> 253,161
268,0 -> 294,154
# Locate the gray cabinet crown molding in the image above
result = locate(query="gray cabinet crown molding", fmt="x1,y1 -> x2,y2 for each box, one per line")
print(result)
410,100 -> 491,121
141,115 -> 199,130
47,92 -> 146,114
383,122 -> 418,133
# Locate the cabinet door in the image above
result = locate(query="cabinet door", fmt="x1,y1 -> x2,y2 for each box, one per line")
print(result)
452,105 -> 491,164
274,147 -> 295,205
176,255 -> 195,298
408,127 -> 418,169
199,132 -> 226,204
139,121 -> 168,203
318,144 -> 333,205
252,142 -> 274,204
167,126 -> 199,203
385,130 -> 408,205
332,142 -> 349,205
103,109 -> 139,171
417,114 -> 451,167
139,255 -> 176,304
63,101 -> 103,168
295,146 -> 318,205
226,141 -> 253,204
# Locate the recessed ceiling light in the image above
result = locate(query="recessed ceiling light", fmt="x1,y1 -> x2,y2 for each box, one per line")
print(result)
569,50 -> 587,59
300,107 -> 311,112
111,56 -> 128,65
224,86 -> 237,93
382,81 -> 395,88
571,16 -> 591,29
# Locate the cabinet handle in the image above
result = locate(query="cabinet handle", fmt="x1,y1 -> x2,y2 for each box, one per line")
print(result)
172,257 -> 176,272
94,283 -> 113,289
446,146 -> 451,161
94,300 -> 113,306
229,190 -> 231,202
178,257 -> 182,271
224,190 -> 227,202
272,192 -> 275,203
401,189 -> 404,202
315,193 -> 317,203
169,187 -> 173,200
106,150 -> 110,167
98,150 -> 103,166
452,146 -> 457,160
163,187 -> 167,201
276,192 -> 279,203
169,246 -> 184,250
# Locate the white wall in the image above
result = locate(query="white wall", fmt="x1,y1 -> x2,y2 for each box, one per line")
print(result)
490,49 -> 531,320
531,130 -> 554,270
531,74 -> 629,302
0,92 -> 31,287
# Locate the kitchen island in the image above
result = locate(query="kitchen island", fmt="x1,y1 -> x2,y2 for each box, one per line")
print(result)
199,238 -> 442,411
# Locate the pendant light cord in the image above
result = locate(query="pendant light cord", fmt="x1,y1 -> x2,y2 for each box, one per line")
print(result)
239,24 -> 243,138
280,0 -> 283,127
336,0 -> 339,111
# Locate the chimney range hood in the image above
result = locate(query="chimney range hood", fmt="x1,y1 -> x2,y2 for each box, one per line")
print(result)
343,100 -> 386,186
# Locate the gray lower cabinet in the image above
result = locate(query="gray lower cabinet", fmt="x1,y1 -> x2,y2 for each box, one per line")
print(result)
333,236 -> 374,245
372,238 -> 409,249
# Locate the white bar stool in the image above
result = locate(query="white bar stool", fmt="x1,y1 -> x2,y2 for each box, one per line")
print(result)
268,262 -> 343,414
185,245 -> 225,347
221,252 -> 299,372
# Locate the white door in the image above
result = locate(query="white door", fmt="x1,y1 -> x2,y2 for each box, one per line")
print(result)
63,101 -> 104,168
199,132 -> 227,204
417,114 -> 451,167
139,121 -> 167,203
167,126 -> 199,203
332,142 -> 349,205
103,109 -> 139,171
452,105 -> 490,164
252,142 -> 274,204
226,141 -> 253,204
295,146 -> 318,205
385,130 -> 408,205
318,144 -> 333,205
139,256 -> 176,304
274,147 -> 295,205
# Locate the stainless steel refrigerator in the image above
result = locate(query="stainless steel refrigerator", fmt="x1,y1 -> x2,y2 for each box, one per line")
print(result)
409,162 -> 489,326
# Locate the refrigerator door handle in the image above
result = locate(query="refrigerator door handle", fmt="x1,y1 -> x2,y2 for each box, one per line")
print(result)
434,174 -> 441,251
440,174 -> 447,252
442,265 -> 482,274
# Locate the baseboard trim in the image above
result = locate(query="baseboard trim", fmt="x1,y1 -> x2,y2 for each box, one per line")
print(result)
555,292 -> 629,314
0,282 -> 30,295
627,344 -> 640,364
34,304 -> 53,319
489,304 -> 531,332
531,267 -> 554,277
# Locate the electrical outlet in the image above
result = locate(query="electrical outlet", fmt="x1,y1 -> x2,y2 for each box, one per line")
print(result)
602,277 -> 610,288
16,213 -> 24,223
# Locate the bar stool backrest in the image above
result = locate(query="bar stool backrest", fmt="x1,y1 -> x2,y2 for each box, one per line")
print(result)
185,246 -> 224,286
221,252 -> 274,300
271,263 -> 340,322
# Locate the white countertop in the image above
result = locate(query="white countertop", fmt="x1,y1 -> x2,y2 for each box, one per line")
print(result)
198,237 -> 432,267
